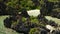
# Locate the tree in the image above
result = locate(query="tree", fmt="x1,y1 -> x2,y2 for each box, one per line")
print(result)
0,0 -> 7,15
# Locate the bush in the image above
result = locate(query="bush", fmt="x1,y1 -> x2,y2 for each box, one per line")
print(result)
29,28 -> 40,34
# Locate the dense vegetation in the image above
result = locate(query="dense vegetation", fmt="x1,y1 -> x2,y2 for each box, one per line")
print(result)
0,0 -> 60,34
0,0 -> 60,17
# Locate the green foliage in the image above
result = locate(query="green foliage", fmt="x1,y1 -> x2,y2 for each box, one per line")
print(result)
22,17 -> 27,22
11,20 -> 19,28
6,0 -> 41,12
20,0 -> 34,10
0,0 -> 60,14
21,16 -> 45,27
30,16 -> 39,24
1,0 -> 60,34
53,8 -> 60,12
6,0 -> 19,8
29,28 -> 40,34
40,0 -> 45,5
0,0 -> 3,2
48,0 -> 59,2
22,16 -> 39,23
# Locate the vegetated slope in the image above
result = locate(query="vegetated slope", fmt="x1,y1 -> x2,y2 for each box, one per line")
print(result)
0,16 -> 20,34
0,15 -> 60,34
